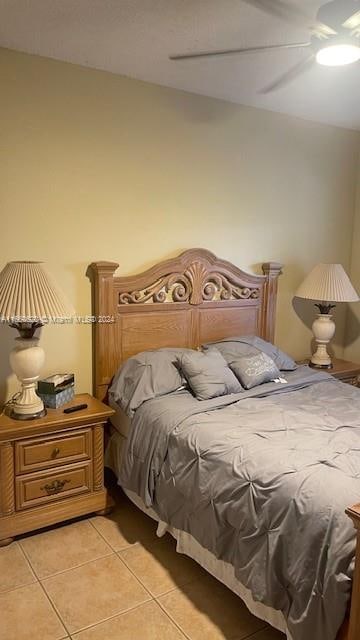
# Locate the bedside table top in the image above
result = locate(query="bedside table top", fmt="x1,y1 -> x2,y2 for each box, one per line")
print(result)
298,358 -> 360,376
327,358 -> 360,375
0,393 -> 114,441
346,503 -> 360,529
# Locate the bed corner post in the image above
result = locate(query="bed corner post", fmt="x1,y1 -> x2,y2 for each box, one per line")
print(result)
87,261 -> 119,400
345,504 -> 360,640
261,262 -> 283,343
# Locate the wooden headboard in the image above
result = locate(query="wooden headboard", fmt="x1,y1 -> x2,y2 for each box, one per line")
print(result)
88,249 -> 283,400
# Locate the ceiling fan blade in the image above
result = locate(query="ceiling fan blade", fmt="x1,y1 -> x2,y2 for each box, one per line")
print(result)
241,0 -> 336,37
261,55 -> 315,94
170,42 -> 311,61
343,10 -> 360,29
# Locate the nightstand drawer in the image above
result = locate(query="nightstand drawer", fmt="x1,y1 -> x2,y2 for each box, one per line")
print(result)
15,429 -> 92,474
15,461 -> 92,510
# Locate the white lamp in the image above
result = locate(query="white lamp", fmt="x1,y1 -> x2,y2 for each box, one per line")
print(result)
295,263 -> 359,369
0,262 -> 74,420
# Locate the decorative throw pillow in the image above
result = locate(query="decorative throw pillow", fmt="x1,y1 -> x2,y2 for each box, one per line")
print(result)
179,349 -> 243,400
229,351 -> 281,390
203,336 -> 296,371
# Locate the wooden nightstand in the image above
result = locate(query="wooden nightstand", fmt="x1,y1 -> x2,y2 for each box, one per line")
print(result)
0,393 -> 114,546
298,358 -> 360,387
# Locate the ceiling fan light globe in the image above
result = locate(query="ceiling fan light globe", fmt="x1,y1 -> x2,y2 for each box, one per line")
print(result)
316,43 -> 360,66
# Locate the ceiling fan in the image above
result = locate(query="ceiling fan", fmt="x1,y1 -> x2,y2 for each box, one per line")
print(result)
169,0 -> 360,93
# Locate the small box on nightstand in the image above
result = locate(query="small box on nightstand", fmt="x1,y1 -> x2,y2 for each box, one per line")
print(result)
37,373 -> 75,408
37,386 -> 75,408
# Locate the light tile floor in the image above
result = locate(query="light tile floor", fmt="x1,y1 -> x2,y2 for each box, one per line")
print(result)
0,487 -> 285,640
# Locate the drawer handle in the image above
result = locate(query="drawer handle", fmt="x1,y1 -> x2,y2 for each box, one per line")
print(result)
41,479 -> 70,495
51,447 -> 60,459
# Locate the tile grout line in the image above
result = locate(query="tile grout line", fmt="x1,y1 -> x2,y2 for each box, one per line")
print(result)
116,549 -> 204,638
0,561 -> 38,596
88,516 -> 140,553
115,542 -> 196,598
154,596 -> 192,640
20,525 -> 154,638
14,523 -> 156,638
0,544 -> 41,598
37,579 -> 73,639
38,572 -> 152,640
115,540 -> 204,597
155,593 -> 269,640
112,532 -> 271,639
15,517 -> 272,640
20,541 -> 72,638
86,525 -> 158,600
89,511 -> 271,639
0,580 -> 39,597
39,552 -> 154,638
88,516 -> 193,602
89,519 -> 190,637
67,597 -> 155,637
0,542 -> 39,596
115,548 -> 158,600
20,546 -> 115,581
16,541 -> 39,583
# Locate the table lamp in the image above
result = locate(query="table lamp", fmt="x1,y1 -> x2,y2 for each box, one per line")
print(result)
295,263 -> 359,369
0,262 -> 74,420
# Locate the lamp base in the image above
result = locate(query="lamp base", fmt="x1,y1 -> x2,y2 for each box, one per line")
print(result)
308,361 -> 333,370
9,337 -> 46,421
9,407 -> 47,421
310,313 -> 336,371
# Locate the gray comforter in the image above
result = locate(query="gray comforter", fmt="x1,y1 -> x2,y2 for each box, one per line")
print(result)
119,367 -> 360,640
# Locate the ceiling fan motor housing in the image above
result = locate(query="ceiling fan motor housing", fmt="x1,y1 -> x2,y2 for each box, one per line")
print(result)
312,0 -> 360,59
318,0 -> 359,31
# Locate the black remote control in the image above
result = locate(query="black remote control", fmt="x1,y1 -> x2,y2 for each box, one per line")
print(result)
63,403 -> 88,414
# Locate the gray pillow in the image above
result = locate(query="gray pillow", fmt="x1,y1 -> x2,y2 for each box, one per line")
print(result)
109,348 -> 192,417
230,352 -> 281,390
179,349 -> 243,400
203,336 -> 296,371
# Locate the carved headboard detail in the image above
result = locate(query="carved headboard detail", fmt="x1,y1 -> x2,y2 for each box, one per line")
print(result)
118,261 -> 261,306
88,249 -> 283,400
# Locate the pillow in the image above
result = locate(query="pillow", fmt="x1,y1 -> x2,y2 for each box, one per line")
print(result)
203,336 -> 296,371
178,349 -> 243,401
109,348 -> 192,417
229,351 -> 281,390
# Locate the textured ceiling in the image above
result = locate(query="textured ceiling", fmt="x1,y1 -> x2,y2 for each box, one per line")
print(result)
0,0 -> 359,130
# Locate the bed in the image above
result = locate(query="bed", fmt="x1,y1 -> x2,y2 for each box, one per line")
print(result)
88,248 -> 360,640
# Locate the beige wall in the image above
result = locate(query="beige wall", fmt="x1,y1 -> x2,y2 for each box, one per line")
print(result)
345,154 -> 360,361
1,47 -> 359,401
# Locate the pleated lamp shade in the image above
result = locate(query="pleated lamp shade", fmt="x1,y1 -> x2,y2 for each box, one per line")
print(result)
296,263 -> 359,303
0,261 -> 75,322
